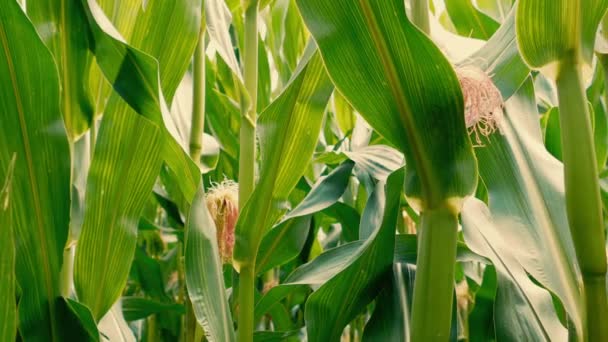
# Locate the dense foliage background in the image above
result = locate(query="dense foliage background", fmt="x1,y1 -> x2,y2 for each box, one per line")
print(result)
2,0 -> 608,341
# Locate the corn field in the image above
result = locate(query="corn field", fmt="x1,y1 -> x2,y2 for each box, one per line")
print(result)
2,0 -> 608,341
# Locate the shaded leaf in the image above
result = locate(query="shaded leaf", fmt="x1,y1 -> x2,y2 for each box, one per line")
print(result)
121,297 -> 184,321
0,157 -> 16,342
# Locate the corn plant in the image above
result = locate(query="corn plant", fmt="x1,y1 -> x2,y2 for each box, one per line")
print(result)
3,0 -> 608,341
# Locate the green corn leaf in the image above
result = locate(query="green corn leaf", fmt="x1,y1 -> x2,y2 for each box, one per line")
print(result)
297,0 -> 477,210
462,199 -> 568,341
74,102 -> 163,319
255,161 -> 355,274
232,45 -> 334,270
27,0 -> 94,140
362,263 -> 413,342
0,157 -> 16,342
81,0 -> 201,200
89,0 -> 201,111
304,168 -> 403,341
206,0 -> 242,80
185,186 -> 236,342
0,2 -> 71,339
463,78 -> 583,339
445,0 -> 500,40
516,0 -> 608,71
57,298 -> 100,342
254,241 -> 364,321
121,297 -> 185,322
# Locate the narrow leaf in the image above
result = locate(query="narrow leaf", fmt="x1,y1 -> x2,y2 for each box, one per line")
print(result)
233,46 -> 334,270
185,186 -> 236,342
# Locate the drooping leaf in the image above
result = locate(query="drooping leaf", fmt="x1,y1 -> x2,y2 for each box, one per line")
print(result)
121,297 -> 185,321
206,0 -> 242,80
81,0 -> 201,200
233,45 -> 334,270
185,186 -> 236,342
463,79 -> 582,339
0,2 -> 71,339
297,0 -> 477,210
57,298 -> 100,342
74,103 -> 163,319
516,0 -> 608,71
462,199 -> 568,341
304,168 -> 404,341
255,160 -> 355,274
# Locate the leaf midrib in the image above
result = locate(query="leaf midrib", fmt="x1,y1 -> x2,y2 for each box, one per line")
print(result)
358,0 -> 437,207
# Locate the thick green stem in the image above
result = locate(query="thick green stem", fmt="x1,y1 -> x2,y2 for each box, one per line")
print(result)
237,4 -> 259,341
411,0 -> 430,35
411,205 -> 458,341
238,2 -> 259,209
190,28 -> 207,167
237,265 -> 255,342
556,57 -> 608,341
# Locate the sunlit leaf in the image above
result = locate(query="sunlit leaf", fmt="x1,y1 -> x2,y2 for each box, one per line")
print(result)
297,0 -> 477,210
0,2 -> 71,339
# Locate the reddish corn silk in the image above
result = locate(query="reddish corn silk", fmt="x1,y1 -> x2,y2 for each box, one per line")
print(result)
456,66 -> 504,146
206,180 -> 239,264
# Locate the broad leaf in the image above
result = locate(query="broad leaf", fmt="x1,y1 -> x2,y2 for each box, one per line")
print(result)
462,199 -> 568,341
74,104 -> 163,319
516,0 -> 608,70
463,79 -> 583,339
0,2 -> 71,339
81,0 -> 201,200
297,0 -> 477,210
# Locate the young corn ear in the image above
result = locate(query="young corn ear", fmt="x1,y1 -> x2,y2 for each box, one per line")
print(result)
206,180 -> 239,264
456,66 -> 504,145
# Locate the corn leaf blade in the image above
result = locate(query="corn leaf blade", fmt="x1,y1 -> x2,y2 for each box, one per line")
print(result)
0,3 -> 71,339
74,104 -> 163,319
185,186 -> 236,342
232,46 -> 334,269
0,157 -> 16,342
27,0 -> 94,140
297,0 -> 477,209
516,0 -> 608,69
